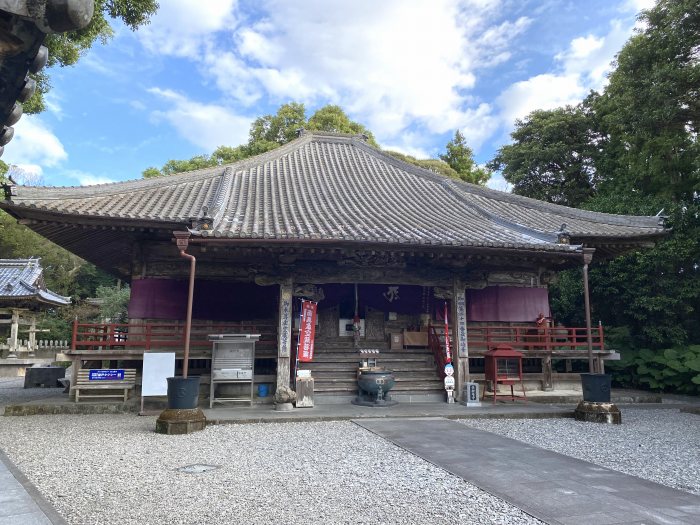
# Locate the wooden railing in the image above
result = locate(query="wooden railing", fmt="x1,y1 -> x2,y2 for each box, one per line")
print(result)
71,321 -> 277,354
427,325 -> 448,378
467,324 -> 605,355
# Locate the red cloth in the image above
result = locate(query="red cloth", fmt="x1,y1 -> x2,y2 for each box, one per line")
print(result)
466,287 -> 550,322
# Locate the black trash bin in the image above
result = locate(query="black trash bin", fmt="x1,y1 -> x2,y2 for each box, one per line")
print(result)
580,373 -> 611,403
166,376 -> 200,409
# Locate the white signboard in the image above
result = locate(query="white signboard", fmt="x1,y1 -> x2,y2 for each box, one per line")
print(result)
142,352 -> 175,396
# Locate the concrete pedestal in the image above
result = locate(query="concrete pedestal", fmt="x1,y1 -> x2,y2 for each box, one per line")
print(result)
573,401 -> 621,424
155,408 -> 206,435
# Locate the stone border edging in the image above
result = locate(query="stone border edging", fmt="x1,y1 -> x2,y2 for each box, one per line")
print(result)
0,447 -> 69,525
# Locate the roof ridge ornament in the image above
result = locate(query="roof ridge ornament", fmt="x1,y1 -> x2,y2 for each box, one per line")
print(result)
557,224 -> 571,244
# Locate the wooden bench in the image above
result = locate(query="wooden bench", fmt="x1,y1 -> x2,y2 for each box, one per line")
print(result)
74,369 -> 136,403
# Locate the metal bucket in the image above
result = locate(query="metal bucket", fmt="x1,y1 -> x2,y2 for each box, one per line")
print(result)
167,376 -> 200,409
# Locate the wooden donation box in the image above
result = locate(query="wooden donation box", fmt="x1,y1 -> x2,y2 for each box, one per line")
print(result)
209,334 -> 260,408
403,331 -> 428,347
483,344 -> 527,404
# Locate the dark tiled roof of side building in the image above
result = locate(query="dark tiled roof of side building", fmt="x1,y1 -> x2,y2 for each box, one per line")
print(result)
0,258 -> 70,306
2,132 -> 666,253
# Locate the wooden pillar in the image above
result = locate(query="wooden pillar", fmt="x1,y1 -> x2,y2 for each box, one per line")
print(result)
542,354 -> 553,391
582,249 -> 596,373
276,279 -> 294,390
70,359 -> 82,400
452,280 -> 469,400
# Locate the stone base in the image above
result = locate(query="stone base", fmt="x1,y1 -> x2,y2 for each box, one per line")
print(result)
275,402 -> 294,411
573,401 -> 622,424
351,397 -> 398,407
155,408 -> 207,435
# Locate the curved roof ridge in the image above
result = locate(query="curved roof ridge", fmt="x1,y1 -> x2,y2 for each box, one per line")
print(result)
346,135 -> 662,230
201,166 -> 235,227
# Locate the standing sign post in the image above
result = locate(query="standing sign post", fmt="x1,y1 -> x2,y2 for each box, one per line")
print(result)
140,352 -> 175,415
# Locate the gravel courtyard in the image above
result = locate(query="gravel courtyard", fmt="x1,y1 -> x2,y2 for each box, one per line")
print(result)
0,406 -> 697,524
0,415 -> 540,525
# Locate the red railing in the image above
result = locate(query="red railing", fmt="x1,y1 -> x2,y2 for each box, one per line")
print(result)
427,325 -> 448,378
467,324 -> 605,354
71,321 -> 277,354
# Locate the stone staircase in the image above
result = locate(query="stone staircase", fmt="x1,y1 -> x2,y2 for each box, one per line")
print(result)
296,339 -> 445,401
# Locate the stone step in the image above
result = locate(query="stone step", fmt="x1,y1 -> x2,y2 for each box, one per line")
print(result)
300,365 -> 437,373
298,354 -> 432,362
312,383 -> 445,393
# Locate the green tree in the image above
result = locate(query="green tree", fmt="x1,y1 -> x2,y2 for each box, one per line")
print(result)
307,105 -> 378,147
143,104 -> 379,177
95,283 -> 131,322
488,106 -> 599,207
384,151 -> 459,179
25,0 -> 159,114
248,102 -> 307,149
592,0 -> 700,202
440,130 -> 490,185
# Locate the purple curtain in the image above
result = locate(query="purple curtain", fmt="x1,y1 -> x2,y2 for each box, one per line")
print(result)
466,287 -> 550,322
128,279 -> 278,320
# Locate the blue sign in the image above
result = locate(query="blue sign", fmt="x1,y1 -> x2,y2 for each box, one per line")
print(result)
89,369 -> 124,381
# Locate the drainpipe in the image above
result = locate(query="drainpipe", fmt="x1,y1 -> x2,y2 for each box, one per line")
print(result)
582,249 -> 595,373
174,231 -> 196,378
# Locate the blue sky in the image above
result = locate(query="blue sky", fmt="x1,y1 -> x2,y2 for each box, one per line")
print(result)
3,0 -> 654,191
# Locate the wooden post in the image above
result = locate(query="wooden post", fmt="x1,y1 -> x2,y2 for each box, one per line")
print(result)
542,354 -> 553,391
582,249 -> 595,373
276,279 -> 294,390
452,280 -> 469,400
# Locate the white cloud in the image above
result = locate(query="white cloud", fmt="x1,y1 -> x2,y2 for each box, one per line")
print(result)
208,0 -> 518,141
491,15 -> 640,139
64,171 -> 116,186
3,116 -> 67,169
138,0 -> 238,58
496,74 -> 586,124
147,88 -> 251,151
622,0 -> 656,13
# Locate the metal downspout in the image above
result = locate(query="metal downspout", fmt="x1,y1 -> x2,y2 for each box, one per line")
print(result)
174,232 -> 196,379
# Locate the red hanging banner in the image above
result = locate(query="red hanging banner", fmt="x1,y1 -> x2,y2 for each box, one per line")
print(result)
298,300 -> 317,362
444,301 -> 452,364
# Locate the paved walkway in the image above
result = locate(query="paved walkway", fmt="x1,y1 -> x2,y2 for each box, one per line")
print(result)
0,448 -> 67,525
355,418 -> 700,525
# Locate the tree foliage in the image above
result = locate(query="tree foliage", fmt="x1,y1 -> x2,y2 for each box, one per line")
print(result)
488,106 -> 599,207
592,0 -> 700,202
440,130 -> 491,185
24,1 -> 159,114
495,0 -> 700,357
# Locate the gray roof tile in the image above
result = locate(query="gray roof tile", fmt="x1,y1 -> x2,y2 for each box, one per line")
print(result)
0,258 -> 70,306
3,133 -> 666,253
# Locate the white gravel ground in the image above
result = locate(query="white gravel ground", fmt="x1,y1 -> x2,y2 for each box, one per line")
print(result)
460,408 -> 700,495
0,415 -> 541,525
0,377 -> 63,407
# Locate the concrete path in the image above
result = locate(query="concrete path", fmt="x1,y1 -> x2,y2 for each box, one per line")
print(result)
355,418 -> 700,525
0,448 -> 67,525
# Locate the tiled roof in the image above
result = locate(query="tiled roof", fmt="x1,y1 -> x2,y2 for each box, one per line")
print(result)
1,132 -> 666,253
0,258 -> 70,306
